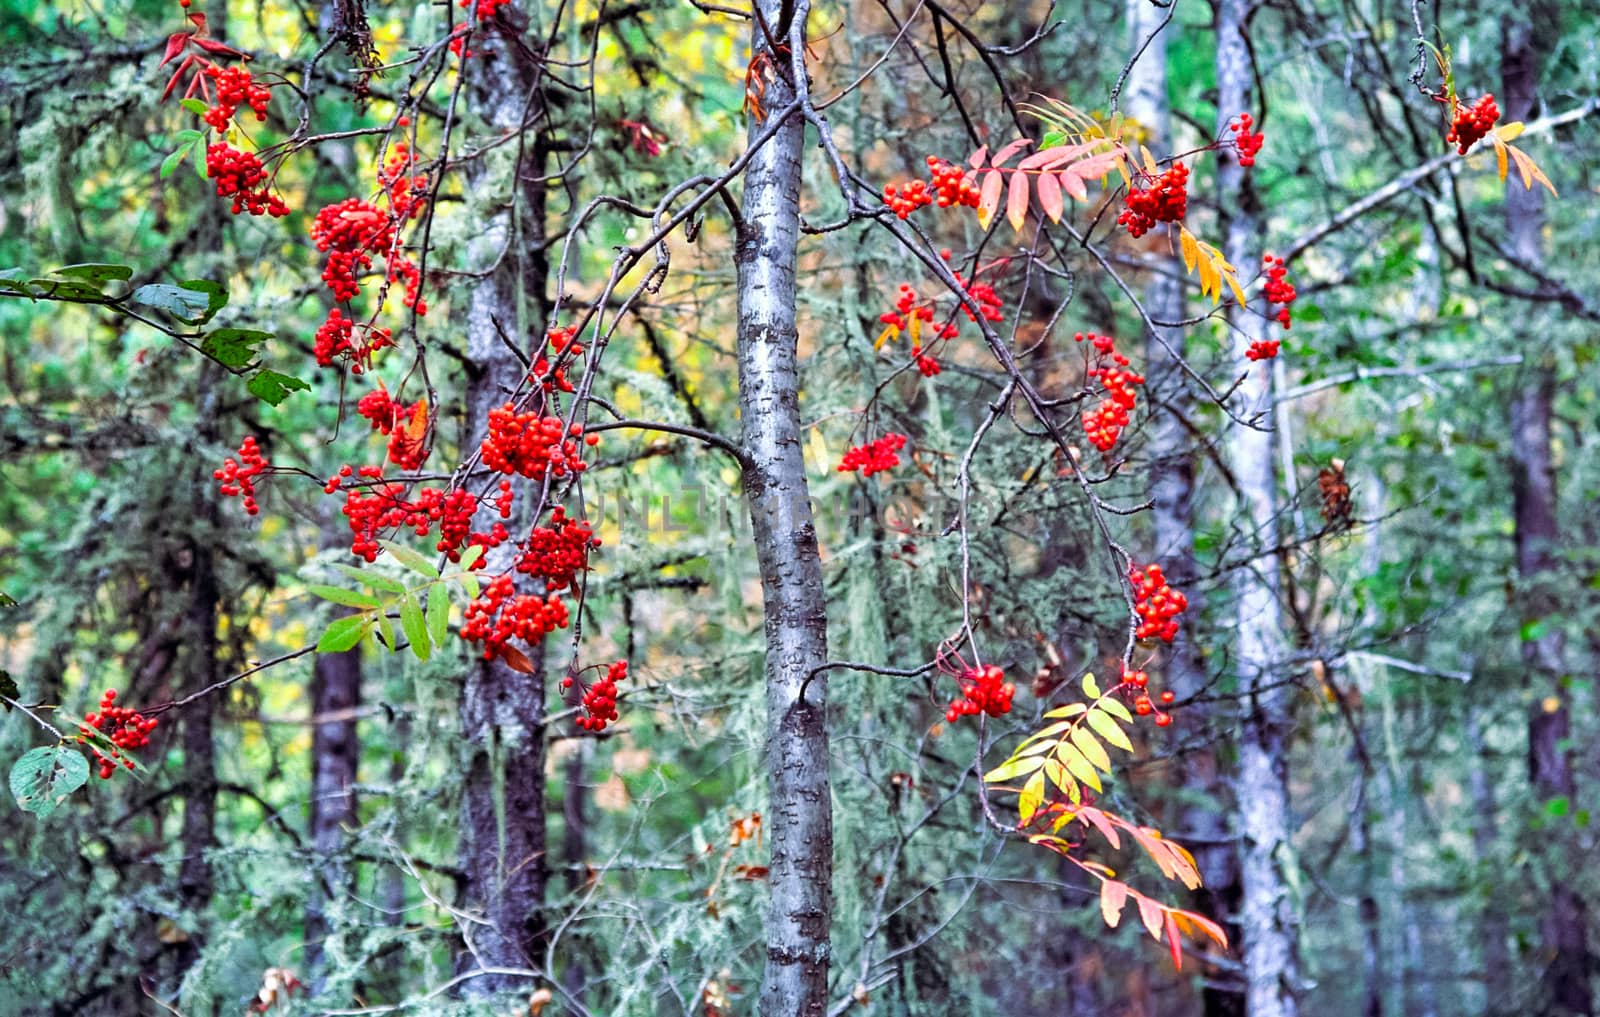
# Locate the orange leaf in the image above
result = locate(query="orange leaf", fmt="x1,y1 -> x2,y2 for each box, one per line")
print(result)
977,170 -> 1004,229
873,323 -> 899,350
1037,171 -> 1063,223
1100,878 -> 1129,928
1076,805 -> 1121,850
403,397 -> 429,442
1136,892 -> 1164,941
1006,170 -> 1031,231
1506,144 -> 1558,196
1058,168 -> 1089,203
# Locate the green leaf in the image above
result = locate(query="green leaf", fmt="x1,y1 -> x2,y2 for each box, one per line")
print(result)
335,564 -> 408,594
160,146 -> 190,180
316,615 -> 369,653
200,328 -> 271,369
426,583 -> 450,647
1520,619 -> 1549,642
374,610 -> 396,652
0,591 -> 16,608
1071,728 -> 1112,772
306,585 -> 381,609
1058,744 -> 1103,793
131,281 -> 217,323
53,263 -> 132,283
246,369 -> 310,406
1018,769 -> 1046,827
30,277 -> 106,300
1546,796 -> 1571,818
0,668 -> 17,709
379,539 -> 440,579
178,98 -> 209,116
11,746 -> 90,817
1081,673 -> 1101,700
399,593 -> 430,661
459,570 -> 480,599
1087,708 -> 1134,752
457,544 -> 485,570
180,279 -> 228,323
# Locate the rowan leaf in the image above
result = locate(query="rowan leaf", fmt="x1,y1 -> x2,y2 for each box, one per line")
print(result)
499,644 -> 537,674
374,609 -> 396,652
1495,121 -> 1526,143
1042,703 -> 1088,720
379,539 -> 440,578
1058,743 -> 1103,792
968,145 -> 989,169
335,564 -> 408,594
991,137 -> 1033,168
1081,673 -> 1101,700
1018,768 -> 1046,826
977,170 -> 1004,230
1506,144 -> 1558,196
1166,911 -> 1184,970
426,583 -> 450,647
1086,707 -> 1133,752
1036,168 -> 1062,222
1180,226 -> 1200,272
1492,131 -> 1510,182
1006,170 -> 1031,231
1100,878 -> 1129,928
399,593 -> 429,660
1098,695 -> 1134,724
306,585 -> 381,609
1058,167 -> 1089,202
1070,728 -> 1112,772
316,614 -> 369,653
984,753 -> 1047,783
1137,893 -> 1165,940
1077,805 -> 1121,849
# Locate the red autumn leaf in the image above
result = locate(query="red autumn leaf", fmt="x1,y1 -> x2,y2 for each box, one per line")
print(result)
1006,170 -> 1031,231
977,170 -> 1003,229
989,137 -> 1033,168
967,145 -> 988,169
192,36 -> 246,58
159,32 -> 190,69
498,643 -> 536,674
1037,170 -> 1063,223
1165,911 -> 1183,970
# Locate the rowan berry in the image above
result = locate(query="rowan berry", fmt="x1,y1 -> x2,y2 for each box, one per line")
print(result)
205,142 -> 288,218
926,156 -> 982,208
1129,562 -> 1188,643
77,689 -> 158,779
1446,93 -> 1499,155
201,65 -> 271,131
1229,112 -> 1265,167
565,659 -> 629,731
514,505 -> 598,593
460,575 -> 570,659
1118,161 -> 1188,237
1075,333 -> 1144,453
883,179 -> 934,219
481,404 -> 588,480
943,664 -> 1015,723
314,309 -> 393,373
215,436 -> 268,515
838,433 -> 907,477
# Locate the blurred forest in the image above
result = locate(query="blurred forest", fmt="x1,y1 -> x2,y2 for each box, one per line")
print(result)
1,0 -> 1598,1015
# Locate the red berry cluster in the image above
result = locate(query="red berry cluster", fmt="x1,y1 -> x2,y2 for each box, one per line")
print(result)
878,284 -> 938,335
78,689 -> 158,779
943,664 -> 1015,723
564,659 -> 629,732
1246,254 -> 1297,360
531,323 -> 581,394
311,199 -> 394,302
1117,162 -> 1188,237
838,432 -> 907,477
1117,667 -> 1175,727
201,64 -> 271,131
514,505 -> 598,592
1129,562 -> 1187,643
356,387 -> 401,433
216,436 -> 267,514
1447,93 -> 1499,154
313,308 -> 394,375
205,142 -> 288,217
883,179 -> 934,219
331,470 -> 508,564
1229,112 -> 1265,167
927,157 -> 982,208
481,405 -> 590,480
1076,333 -> 1144,453
461,575 -> 571,658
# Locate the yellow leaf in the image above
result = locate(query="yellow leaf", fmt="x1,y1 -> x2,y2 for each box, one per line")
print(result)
1225,267 -> 1248,309
1198,252 -> 1221,303
1043,703 -> 1089,720
1058,743 -> 1103,792
984,753 -> 1047,784
909,312 -> 921,345
1508,144 -> 1558,196
1140,144 -> 1158,177
1496,121 -> 1526,143
873,323 -> 899,350
1087,707 -> 1133,752
1179,226 -> 1199,273
1081,672 -> 1101,699
1071,728 -> 1111,772
1043,757 -> 1071,796
1492,132 -> 1509,182
1019,768 -> 1046,826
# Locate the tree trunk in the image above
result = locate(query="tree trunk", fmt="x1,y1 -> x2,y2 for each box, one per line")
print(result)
457,9 -> 552,989
1503,10 -> 1590,1015
735,5 -> 833,1014
1216,1 -> 1298,1013
1125,3 -> 1244,1011
1465,707 -> 1511,1012
306,518 -> 362,974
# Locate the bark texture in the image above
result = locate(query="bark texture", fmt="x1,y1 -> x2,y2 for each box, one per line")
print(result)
1125,4 -> 1244,1011
1216,1 -> 1299,1013
1503,9 -> 1590,1014
456,9 -> 552,988
735,5 -> 833,1014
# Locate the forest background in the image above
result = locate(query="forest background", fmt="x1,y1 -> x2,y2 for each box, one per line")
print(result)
1,0 -> 1598,1015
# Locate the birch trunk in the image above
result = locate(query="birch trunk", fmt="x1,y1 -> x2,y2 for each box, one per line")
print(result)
735,4 -> 833,1014
1216,1 -> 1298,1012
